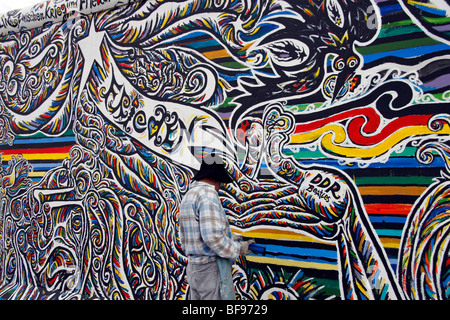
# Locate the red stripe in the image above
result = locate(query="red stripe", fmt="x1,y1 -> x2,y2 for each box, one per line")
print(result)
294,107 -> 433,146
0,145 -> 72,155
365,203 -> 413,216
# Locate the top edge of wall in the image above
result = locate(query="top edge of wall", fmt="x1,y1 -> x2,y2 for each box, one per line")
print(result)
0,0 -> 139,36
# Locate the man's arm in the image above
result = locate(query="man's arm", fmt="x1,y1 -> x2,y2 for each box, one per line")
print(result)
199,189 -> 241,260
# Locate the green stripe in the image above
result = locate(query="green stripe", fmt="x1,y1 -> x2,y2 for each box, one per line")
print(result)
9,128 -> 75,140
378,25 -> 424,38
219,61 -> 249,69
381,19 -> 414,29
422,16 -> 450,24
286,147 -> 420,159
354,176 -> 434,186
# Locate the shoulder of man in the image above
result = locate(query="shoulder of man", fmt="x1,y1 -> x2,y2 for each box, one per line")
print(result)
185,181 -> 216,198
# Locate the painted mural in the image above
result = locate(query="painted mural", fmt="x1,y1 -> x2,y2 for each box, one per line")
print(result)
0,0 -> 450,300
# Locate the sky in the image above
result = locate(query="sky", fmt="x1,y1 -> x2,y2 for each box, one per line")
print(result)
0,0 -> 43,14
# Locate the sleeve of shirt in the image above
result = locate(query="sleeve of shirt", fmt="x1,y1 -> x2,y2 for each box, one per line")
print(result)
198,189 -> 241,260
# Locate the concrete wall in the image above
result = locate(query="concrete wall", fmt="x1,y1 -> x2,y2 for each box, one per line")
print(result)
0,0 -> 449,300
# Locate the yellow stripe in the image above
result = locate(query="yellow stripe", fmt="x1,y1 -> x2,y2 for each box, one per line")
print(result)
291,124 -> 450,159
380,237 -> 401,249
202,49 -> 230,60
407,0 -> 440,9
291,124 -> 346,144
233,229 -> 401,249
1,153 -> 69,161
28,172 -> 46,177
130,30 -> 140,43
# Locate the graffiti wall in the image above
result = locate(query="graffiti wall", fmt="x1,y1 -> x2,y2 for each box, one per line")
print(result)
0,0 -> 450,300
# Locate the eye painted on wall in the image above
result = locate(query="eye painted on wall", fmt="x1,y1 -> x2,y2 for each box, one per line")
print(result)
347,56 -> 358,69
334,57 -> 346,71
333,56 -> 359,71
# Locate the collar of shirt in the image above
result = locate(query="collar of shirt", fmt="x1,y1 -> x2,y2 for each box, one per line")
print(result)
191,180 -> 213,188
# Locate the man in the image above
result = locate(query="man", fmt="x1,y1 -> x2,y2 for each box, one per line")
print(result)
179,155 -> 254,300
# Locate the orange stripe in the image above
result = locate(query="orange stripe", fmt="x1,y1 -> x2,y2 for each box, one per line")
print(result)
358,185 -> 427,196
202,49 -> 230,60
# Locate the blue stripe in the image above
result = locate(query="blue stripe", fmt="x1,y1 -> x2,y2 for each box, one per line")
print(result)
409,3 -> 447,16
12,136 -> 75,144
256,252 -> 338,266
379,4 -> 403,16
302,157 -> 445,169
31,163 -> 65,170
253,243 -> 338,262
369,215 -> 408,224
253,157 -> 445,170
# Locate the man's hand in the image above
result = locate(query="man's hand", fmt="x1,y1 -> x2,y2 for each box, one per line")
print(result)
239,239 -> 255,255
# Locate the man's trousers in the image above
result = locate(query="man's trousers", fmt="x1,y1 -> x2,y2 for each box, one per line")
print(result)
186,260 -> 221,300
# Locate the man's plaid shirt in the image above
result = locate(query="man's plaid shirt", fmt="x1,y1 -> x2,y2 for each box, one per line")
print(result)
179,181 -> 241,264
